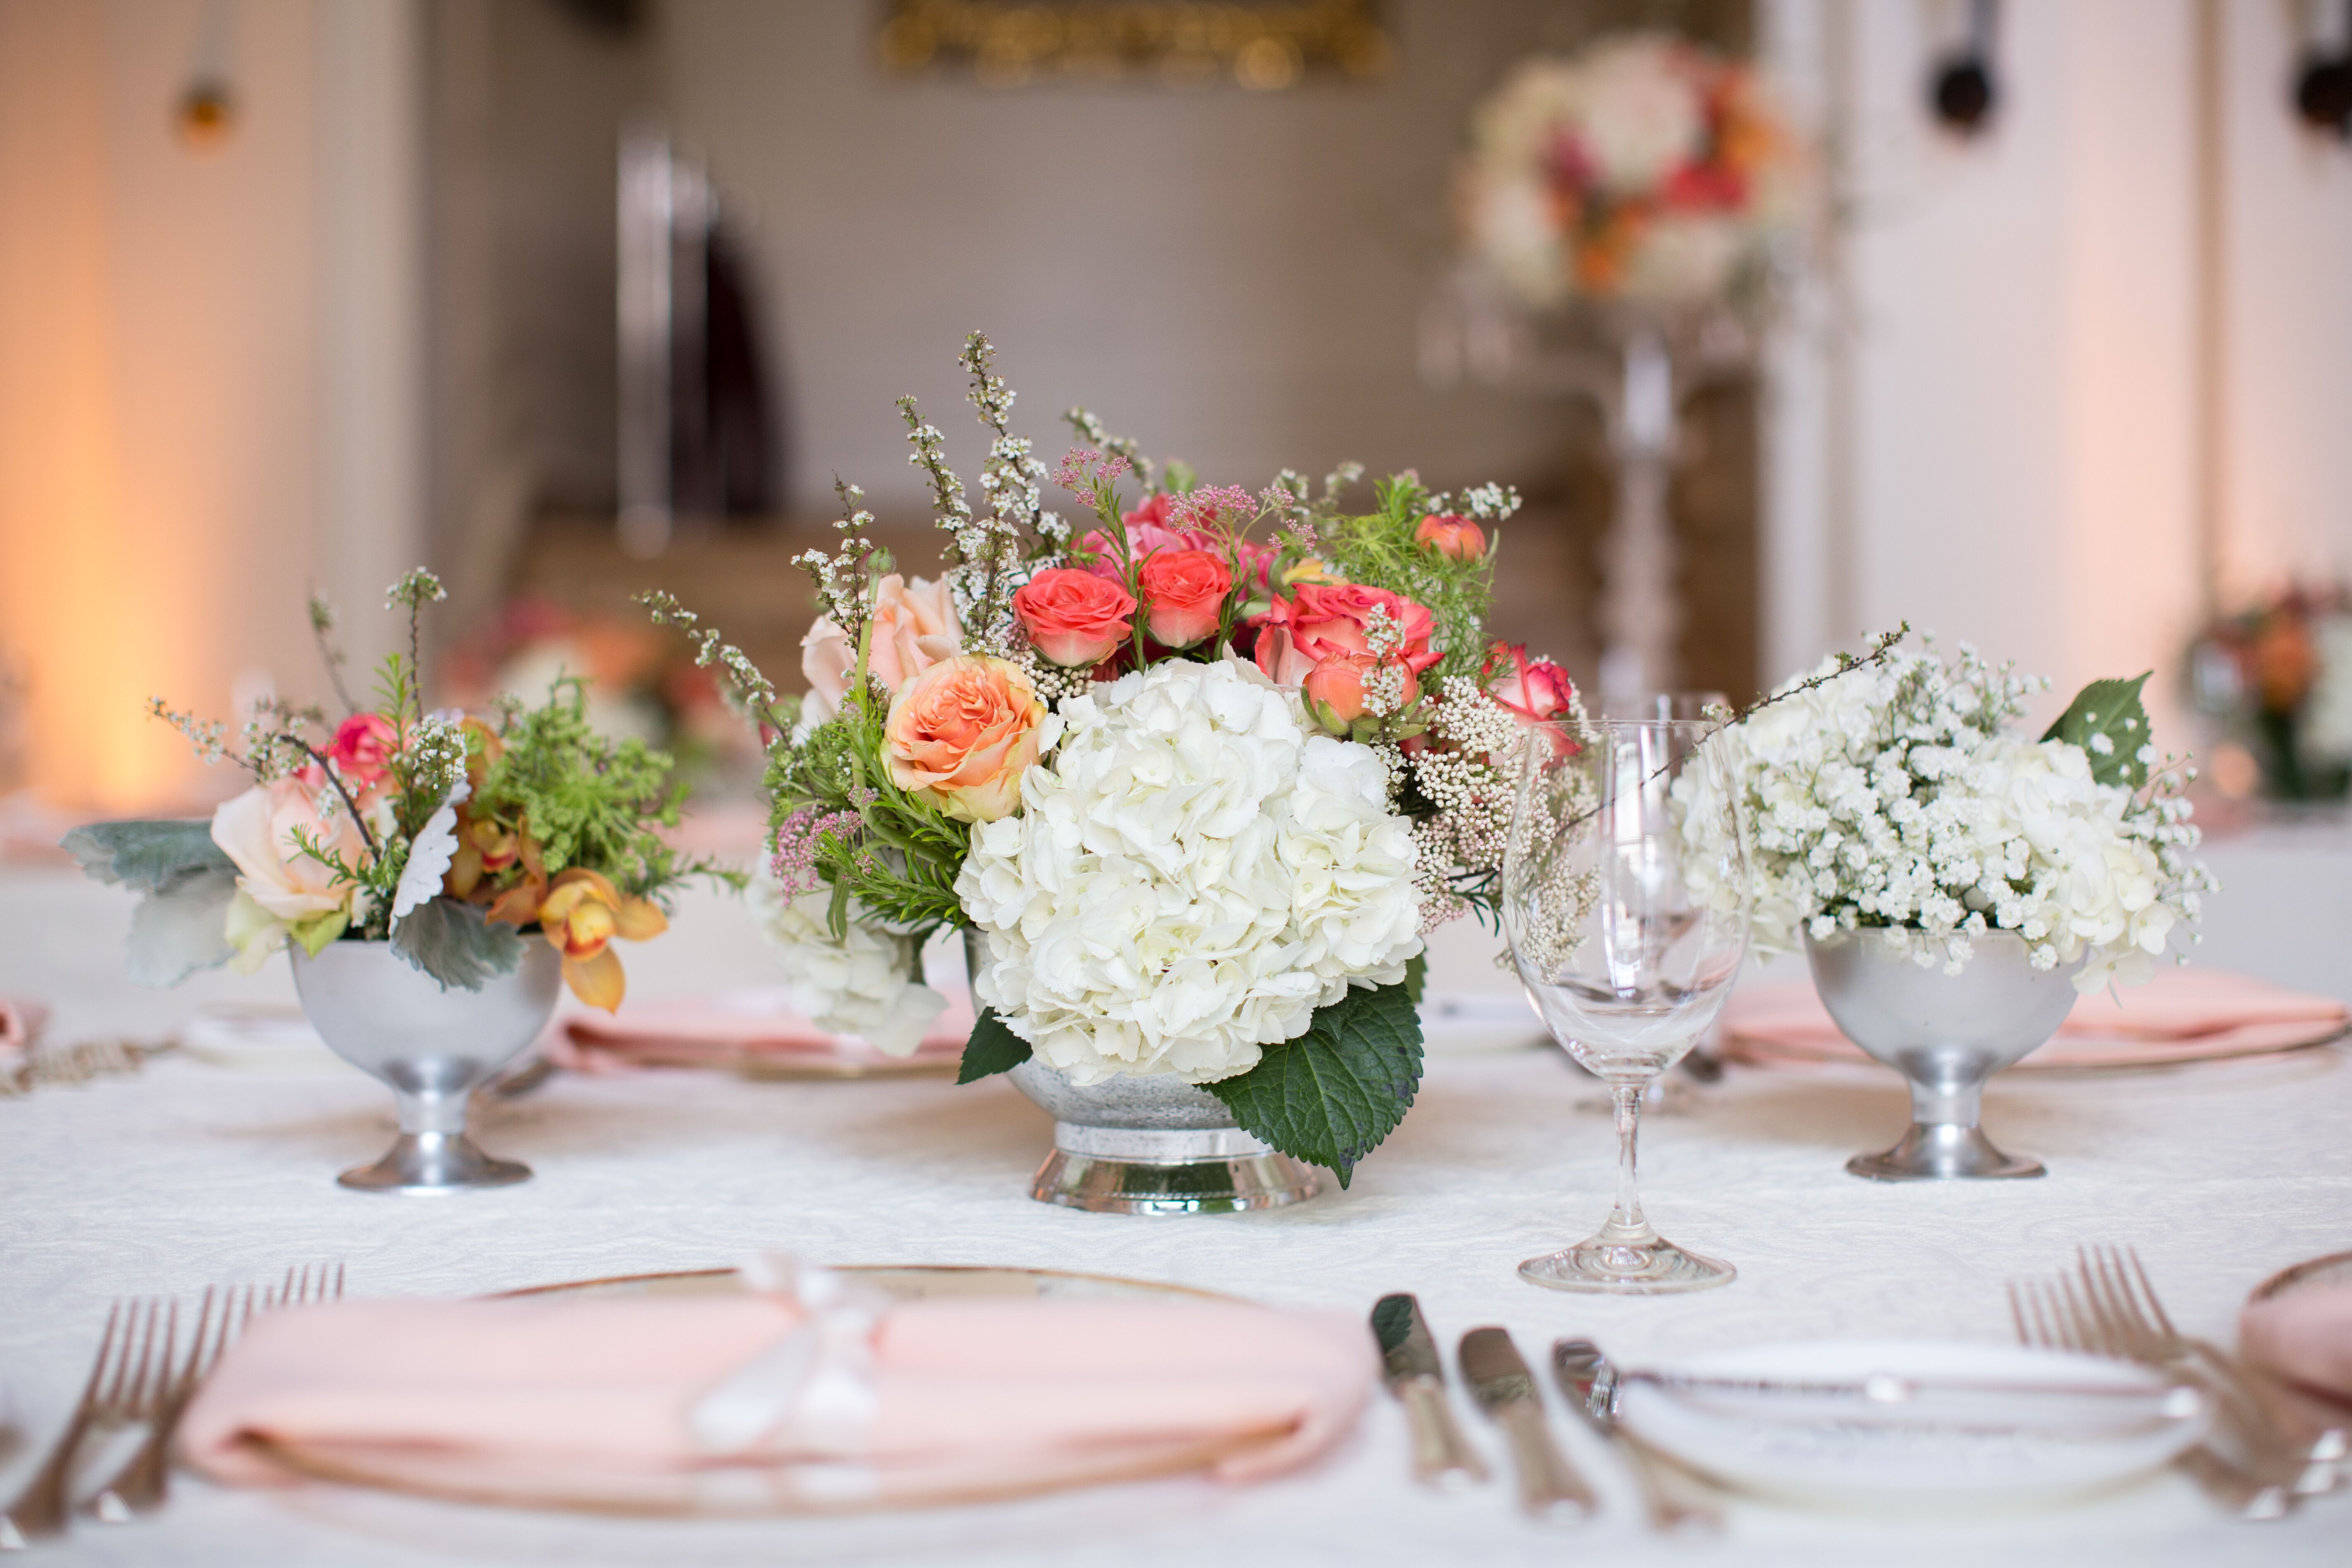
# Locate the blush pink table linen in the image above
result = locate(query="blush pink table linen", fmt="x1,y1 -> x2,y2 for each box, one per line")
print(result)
1720,967 -> 2347,1069
552,991 -> 972,1074
180,1293 -> 1376,1491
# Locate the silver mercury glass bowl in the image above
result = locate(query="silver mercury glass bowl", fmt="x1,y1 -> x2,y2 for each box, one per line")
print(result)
1807,928 -> 2082,1181
291,939 -> 561,1193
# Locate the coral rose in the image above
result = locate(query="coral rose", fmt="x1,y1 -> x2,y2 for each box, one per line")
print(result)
882,656 -> 1056,824
1413,513 -> 1487,561
1268,583 -> 1441,674
1013,568 -> 1136,667
1137,549 -> 1232,648
801,574 -> 960,725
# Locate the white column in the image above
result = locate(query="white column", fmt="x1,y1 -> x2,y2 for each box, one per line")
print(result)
317,0 -> 425,674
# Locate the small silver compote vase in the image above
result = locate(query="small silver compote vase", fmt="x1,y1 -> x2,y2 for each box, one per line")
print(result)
1807,929 -> 2082,1181
1004,1061 -> 1320,1215
290,939 -> 561,1193
962,935 -> 1318,1214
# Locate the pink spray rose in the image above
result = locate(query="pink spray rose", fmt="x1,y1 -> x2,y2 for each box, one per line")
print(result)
1013,568 -> 1137,667
323,713 -> 398,797
800,574 -> 961,725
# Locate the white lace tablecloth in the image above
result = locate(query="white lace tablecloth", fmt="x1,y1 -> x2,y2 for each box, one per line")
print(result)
2,824 -> 2349,1568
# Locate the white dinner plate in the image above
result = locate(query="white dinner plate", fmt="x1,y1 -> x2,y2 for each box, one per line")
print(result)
1616,1338 -> 2209,1511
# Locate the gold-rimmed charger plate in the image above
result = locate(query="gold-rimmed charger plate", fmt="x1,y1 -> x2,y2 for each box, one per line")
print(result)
2248,1250 -> 2352,1305
247,1265 -> 1269,1517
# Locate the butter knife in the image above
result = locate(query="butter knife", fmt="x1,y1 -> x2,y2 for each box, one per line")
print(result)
1459,1327 -> 1595,1520
1552,1338 -> 1720,1534
1370,1295 -> 1487,1489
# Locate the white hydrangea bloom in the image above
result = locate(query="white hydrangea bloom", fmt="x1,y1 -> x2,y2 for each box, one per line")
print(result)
747,874 -> 946,1056
956,657 -> 1422,1085
1701,647 -> 2206,993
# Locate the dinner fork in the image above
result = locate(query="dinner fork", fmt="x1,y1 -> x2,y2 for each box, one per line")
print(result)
2008,1253 -> 2297,1519
87,1262 -> 347,1522
0,1299 -> 169,1548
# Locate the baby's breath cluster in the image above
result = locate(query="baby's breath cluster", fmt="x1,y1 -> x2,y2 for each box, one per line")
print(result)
1403,679 -> 1533,930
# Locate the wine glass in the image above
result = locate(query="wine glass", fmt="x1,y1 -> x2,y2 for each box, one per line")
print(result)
1503,718 -> 1751,1293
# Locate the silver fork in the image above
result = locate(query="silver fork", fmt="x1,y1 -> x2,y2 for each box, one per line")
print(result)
2010,1265 -> 2292,1519
87,1263 -> 347,1522
2075,1246 -> 2342,1496
0,1299 -> 169,1549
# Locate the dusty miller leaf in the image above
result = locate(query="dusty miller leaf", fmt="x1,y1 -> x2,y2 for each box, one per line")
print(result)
63,820 -> 231,891
1204,981 -> 1423,1187
123,866 -> 239,986
389,897 -> 524,992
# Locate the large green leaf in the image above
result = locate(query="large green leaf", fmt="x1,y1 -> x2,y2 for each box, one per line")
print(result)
2042,673 -> 2153,790
390,897 -> 524,991
63,820 -> 231,891
957,1007 -> 1033,1084
1205,981 -> 1424,1187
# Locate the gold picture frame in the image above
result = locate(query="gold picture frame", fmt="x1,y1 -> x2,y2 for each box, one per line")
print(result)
876,0 -> 1393,90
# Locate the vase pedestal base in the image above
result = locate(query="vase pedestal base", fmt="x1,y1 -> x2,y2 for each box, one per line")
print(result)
1846,1122 -> 2045,1183
1028,1124 -> 1318,1215
337,1131 -> 534,1195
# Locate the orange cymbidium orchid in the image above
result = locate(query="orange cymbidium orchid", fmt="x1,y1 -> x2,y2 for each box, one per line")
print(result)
533,867 -> 668,1011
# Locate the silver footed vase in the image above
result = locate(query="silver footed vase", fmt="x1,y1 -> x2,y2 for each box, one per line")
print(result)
291,939 -> 561,1193
1004,1060 -> 1320,1215
1806,929 -> 2081,1181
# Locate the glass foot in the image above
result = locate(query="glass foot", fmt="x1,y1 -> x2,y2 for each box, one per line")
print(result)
338,1132 -> 533,1194
1028,1123 -> 1318,1214
1518,1235 -> 1736,1294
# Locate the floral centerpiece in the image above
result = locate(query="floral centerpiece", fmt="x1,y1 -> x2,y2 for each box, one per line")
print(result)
2185,585 -> 2352,801
648,333 -> 1579,1183
1457,31 -> 1798,310
1701,638 -> 2212,991
66,570 -> 728,1007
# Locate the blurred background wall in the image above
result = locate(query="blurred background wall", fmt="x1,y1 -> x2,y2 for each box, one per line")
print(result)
0,0 -> 2347,810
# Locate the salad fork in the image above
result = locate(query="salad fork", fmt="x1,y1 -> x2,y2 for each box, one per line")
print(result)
87,1262 -> 347,1521
0,1300 -> 162,1548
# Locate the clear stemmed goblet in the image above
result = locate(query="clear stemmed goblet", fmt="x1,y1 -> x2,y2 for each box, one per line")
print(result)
1503,718 -> 1752,1293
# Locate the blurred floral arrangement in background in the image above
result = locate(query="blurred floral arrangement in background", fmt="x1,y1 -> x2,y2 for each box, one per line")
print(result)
2186,585 -> 2352,802
441,598 -> 767,796
1456,31 -> 1799,310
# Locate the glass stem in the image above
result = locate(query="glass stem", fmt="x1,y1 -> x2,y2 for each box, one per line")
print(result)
1603,1082 -> 1656,1245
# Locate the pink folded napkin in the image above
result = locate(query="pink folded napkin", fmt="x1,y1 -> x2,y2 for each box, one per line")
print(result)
1721,968 -> 2347,1069
553,989 -> 972,1075
180,1267 -> 1374,1503
0,996 -> 47,1077
2240,1284 -> 2352,1404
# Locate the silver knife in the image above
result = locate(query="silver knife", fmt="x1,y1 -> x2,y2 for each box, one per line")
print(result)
1458,1327 -> 1595,1520
1552,1338 -> 1721,1534
1369,1294 -> 1487,1488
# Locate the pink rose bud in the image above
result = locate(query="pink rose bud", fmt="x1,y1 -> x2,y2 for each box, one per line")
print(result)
1013,568 -> 1137,667
1137,549 -> 1233,649
1413,513 -> 1486,561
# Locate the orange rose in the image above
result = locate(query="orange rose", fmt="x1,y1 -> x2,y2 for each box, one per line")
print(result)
882,655 -> 1052,824
1301,652 -> 1419,734
535,867 -> 668,1011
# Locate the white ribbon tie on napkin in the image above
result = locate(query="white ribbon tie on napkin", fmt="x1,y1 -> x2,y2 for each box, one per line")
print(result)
688,1254 -> 885,1464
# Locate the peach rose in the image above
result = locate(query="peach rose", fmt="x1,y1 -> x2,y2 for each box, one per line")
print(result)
882,656 -> 1054,824
1268,583 -> 1441,674
211,776 -> 367,925
801,574 -> 961,725
1014,567 -> 1136,667
1138,549 -> 1232,648
1413,513 -> 1486,561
